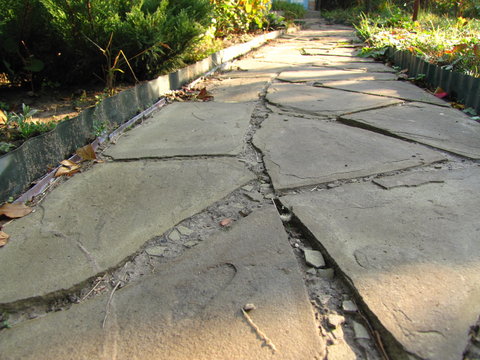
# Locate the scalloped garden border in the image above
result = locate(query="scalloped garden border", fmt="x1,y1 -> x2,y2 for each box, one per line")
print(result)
387,48 -> 480,114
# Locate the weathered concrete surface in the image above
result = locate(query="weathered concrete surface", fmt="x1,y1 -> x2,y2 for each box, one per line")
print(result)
0,159 -> 254,307
319,80 -> 447,106
266,82 -> 402,116
372,169 -> 451,189
204,76 -> 271,102
300,47 -> 360,56
221,59 -> 289,79
277,67 -> 397,83
104,102 -> 252,159
314,61 -> 395,72
253,113 -> 444,191
312,55 -> 375,65
341,102 -> 480,159
281,166 -> 480,360
0,207 -> 325,360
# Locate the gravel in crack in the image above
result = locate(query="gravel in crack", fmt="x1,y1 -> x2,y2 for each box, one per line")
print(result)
280,212 -> 384,360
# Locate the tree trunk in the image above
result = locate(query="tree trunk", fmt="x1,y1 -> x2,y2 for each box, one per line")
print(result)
412,0 -> 420,21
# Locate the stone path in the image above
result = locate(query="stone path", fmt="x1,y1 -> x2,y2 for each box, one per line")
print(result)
2,14 -> 480,360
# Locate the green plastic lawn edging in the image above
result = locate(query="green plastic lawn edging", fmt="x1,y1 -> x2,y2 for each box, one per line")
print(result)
387,48 -> 480,114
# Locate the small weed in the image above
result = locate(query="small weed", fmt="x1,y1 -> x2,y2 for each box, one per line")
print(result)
0,142 -> 16,154
93,118 -> 110,137
0,312 -> 11,330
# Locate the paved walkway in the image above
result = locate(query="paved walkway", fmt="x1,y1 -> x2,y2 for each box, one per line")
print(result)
1,15 -> 480,360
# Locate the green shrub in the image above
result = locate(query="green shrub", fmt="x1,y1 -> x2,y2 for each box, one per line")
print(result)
38,0 -> 213,85
211,0 -> 271,37
271,1 -> 306,20
0,0 -> 60,87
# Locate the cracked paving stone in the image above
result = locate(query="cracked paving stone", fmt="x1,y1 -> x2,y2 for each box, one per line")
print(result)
0,207 -> 324,360
277,67 -> 397,83
203,76 -> 271,103
253,113 -> 445,191
340,102 -> 480,159
104,102 -> 253,159
266,82 -> 402,116
281,166 -> 480,360
313,61 -> 395,73
0,159 -> 254,307
319,79 -> 448,106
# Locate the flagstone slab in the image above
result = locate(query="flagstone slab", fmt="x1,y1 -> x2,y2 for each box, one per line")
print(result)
341,102 -> 480,159
319,80 -> 448,106
0,159 -> 254,307
314,61 -> 395,73
266,82 -> 402,116
312,55 -> 375,65
104,102 -> 253,159
204,76 -> 271,102
301,47 -> 360,56
253,114 -> 444,191
281,166 -> 480,360
0,207 -> 324,360
277,67 -> 397,83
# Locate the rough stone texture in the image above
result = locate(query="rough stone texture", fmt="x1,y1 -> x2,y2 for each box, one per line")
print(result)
277,67 -> 397,83
281,167 -> 480,360
0,159 -> 254,306
300,47 -> 361,56
373,169 -> 450,189
314,62 -> 395,73
104,102 -> 253,159
227,58 -> 291,74
341,102 -> 480,159
304,249 -> 326,268
266,82 -> 402,116
320,80 -> 448,106
312,56 -> 375,65
204,76 -> 271,102
253,114 -> 444,191
0,207 -> 325,360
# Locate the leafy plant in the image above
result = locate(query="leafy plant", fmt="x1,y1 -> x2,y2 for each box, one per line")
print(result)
5,104 -> 57,139
211,0 -> 271,37
0,142 -> 15,154
271,0 -> 306,20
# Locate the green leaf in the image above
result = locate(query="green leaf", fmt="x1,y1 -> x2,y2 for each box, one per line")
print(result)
24,58 -> 45,73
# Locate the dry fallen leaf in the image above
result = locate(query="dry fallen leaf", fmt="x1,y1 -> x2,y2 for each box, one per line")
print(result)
76,144 -> 97,161
197,87 -> 214,101
434,87 -> 448,99
55,159 -> 81,177
60,159 -> 78,167
0,231 -> 9,247
0,203 -> 33,218
0,110 -> 7,125
220,218 -> 233,227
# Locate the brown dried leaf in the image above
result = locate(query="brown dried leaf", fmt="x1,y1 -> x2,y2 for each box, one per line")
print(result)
0,231 -> 9,247
220,218 -> 233,227
55,164 -> 81,177
197,87 -> 214,101
0,203 -> 33,219
0,110 -> 7,125
76,144 -> 97,161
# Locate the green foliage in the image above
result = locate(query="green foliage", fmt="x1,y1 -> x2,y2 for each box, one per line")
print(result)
7,104 -> 57,139
0,0 -> 57,88
38,0 -> 213,84
271,0 -> 306,20
0,0 -> 213,87
354,10 -> 480,77
211,0 -> 271,37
